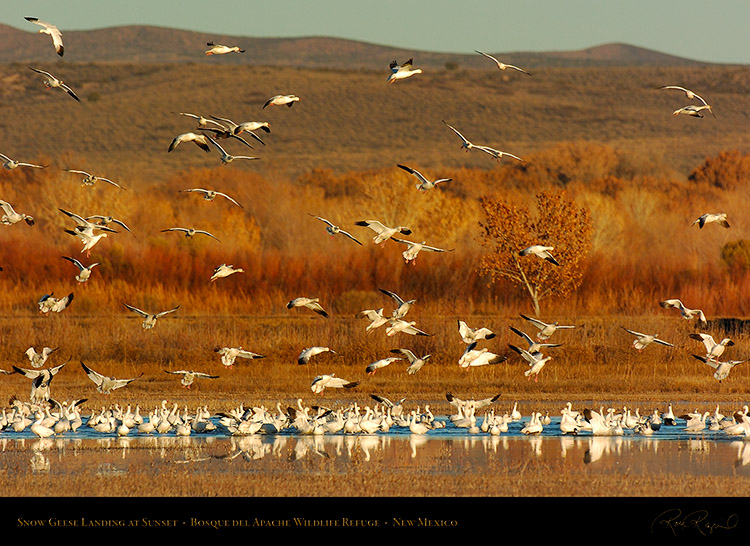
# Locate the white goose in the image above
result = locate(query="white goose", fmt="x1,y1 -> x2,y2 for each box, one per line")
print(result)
379,288 -> 416,319
161,227 -> 221,242
658,85 -> 711,107
390,348 -> 431,375
673,104 -> 714,118
168,132 -> 211,153
263,94 -> 300,108
29,67 -> 79,101
180,188 -> 243,208
209,115 -> 267,144
164,370 -> 219,389
397,164 -> 451,191
123,303 -> 180,329
0,153 -> 46,170
365,356 -> 402,375
205,135 -> 260,165
205,42 -> 245,55
385,319 -> 430,337
458,320 -> 496,344
214,346 -> 266,367
0,200 -> 35,226
287,297 -> 329,318
62,256 -> 99,283
692,212 -> 729,229
12,362 -> 67,404
692,354 -> 746,383
390,238 -> 454,264
518,245 -> 560,266
38,292 -> 74,314
659,299 -> 707,327
508,344 -> 552,382
387,58 -> 423,83
355,219 -> 412,244
356,307 -> 389,333
475,50 -> 531,75
689,333 -> 734,361
621,327 -> 674,351
25,17 -> 64,56
521,412 -> 544,435
298,346 -> 336,365
519,314 -> 578,340
25,346 -> 57,368
509,326 -> 563,353
81,362 -> 142,395
210,264 -> 244,282
63,169 -> 125,189
309,214 -> 362,245
458,342 -> 506,369
310,374 -> 360,394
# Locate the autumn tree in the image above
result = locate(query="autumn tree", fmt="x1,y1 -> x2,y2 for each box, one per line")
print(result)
477,189 -> 593,315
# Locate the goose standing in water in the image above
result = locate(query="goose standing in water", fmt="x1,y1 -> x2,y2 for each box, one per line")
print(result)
123,303 -> 180,329
28,67 -> 79,101
25,17 -> 64,56
0,200 -> 35,226
621,327 -> 674,351
287,297 -> 329,318
387,58 -> 422,83
81,362 -> 142,395
214,346 -> 266,367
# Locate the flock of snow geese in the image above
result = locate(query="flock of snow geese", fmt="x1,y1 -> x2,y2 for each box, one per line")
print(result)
0,16 -> 743,441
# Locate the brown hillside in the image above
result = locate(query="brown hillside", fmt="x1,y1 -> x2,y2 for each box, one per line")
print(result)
0,23 -> 707,68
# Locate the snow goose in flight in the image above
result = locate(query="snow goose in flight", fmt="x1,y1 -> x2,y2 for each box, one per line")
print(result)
458,320 -> 496,344
287,297 -> 329,318
180,188 -> 243,208
123,303 -> 180,329
692,354 -> 746,383
176,111 -> 227,129
85,215 -> 133,235
63,169 -> 125,189
390,238 -> 454,264
25,346 -> 58,369
209,115 -> 267,145
390,348 -> 430,375
474,144 -> 524,162
673,104 -> 714,118
64,227 -> 109,255
379,288 -> 415,319
309,214 -> 362,245
356,308 -> 389,333
310,374 -> 359,394
621,327 -> 674,351
519,245 -> 560,266
205,42 -> 245,55
442,120 -> 479,152
164,370 -> 219,389
210,264 -> 244,282
59,208 -> 118,234
385,319 -> 431,337
692,212 -> 729,229
519,314 -> 578,340
205,134 -> 260,164
298,346 -> 336,365
355,219 -> 412,244
161,227 -> 221,242
200,126 -> 258,149
214,346 -> 266,367
13,361 -> 67,404
38,292 -> 74,314
397,164 -> 451,192
25,17 -> 64,56
446,392 -> 502,412
366,356 -> 402,375
508,344 -> 552,382
659,299 -> 707,327
689,333 -> 734,361
509,326 -> 562,353
80,362 -> 142,395
263,94 -> 300,108
475,50 -> 531,75
168,132 -> 211,153
387,58 -> 423,83
458,342 -> 507,369
658,85 -> 710,105
0,153 -> 46,170
0,200 -> 34,226
62,256 -> 99,283
28,67 -> 79,102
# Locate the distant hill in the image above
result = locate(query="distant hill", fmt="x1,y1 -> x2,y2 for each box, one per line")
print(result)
0,23 -> 709,68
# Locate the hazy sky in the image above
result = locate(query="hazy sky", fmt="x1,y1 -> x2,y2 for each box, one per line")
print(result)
3,0 -> 748,64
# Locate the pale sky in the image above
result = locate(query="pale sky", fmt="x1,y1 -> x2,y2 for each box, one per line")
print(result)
2,0 -> 748,64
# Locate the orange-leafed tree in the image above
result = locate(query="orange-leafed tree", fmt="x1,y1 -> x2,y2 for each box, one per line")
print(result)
477,190 -> 593,315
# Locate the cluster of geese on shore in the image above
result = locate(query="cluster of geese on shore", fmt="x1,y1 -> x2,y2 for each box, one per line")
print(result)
4,392 -> 750,440
1,16 -> 739,419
